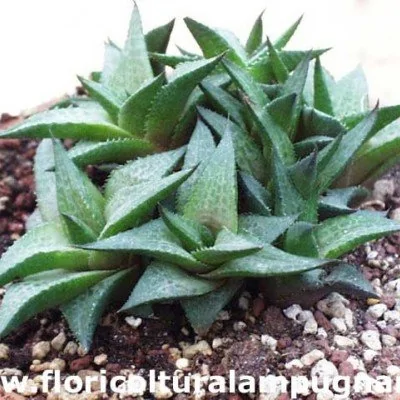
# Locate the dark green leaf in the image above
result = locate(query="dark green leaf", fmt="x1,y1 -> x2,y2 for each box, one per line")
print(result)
313,57 -> 334,116
121,261 -> 220,312
266,37 -> 289,83
274,15 -> 303,50
266,93 -> 297,133
294,136 -> 333,158
239,172 -> 271,216
245,11 -> 264,55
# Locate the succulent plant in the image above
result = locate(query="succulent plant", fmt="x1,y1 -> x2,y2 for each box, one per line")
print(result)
1,5 -> 400,350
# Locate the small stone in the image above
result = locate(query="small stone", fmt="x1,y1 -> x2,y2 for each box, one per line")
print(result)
0,368 -> 23,376
63,341 -> 78,356
217,310 -> 230,321
314,311 -> 333,331
212,338 -> 223,349
338,361 -> 355,378
51,332 -> 66,351
0,343 -> 9,360
330,350 -> 349,364
317,298 -> 347,318
238,295 -> 250,311
125,316 -> 142,329
317,327 -> 328,339
49,358 -> 66,371
261,335 -> 277,351
32,341 -> 51,360
387,365 -> 400,377
363,349 -> 379,363
316,390 -> 334,400
77,370 -> 102,391
334,335 -> 357,349
94,353 -> 108,366
344,308 -> 354,329
183,341 -> 212,359
233,321 -> 247,331
300,349 -> 325,366
382,334 -> 396,347
69,355 -> 92,372
154,382 -> 173,399
283,304 -> 302,321
175,358 -> 190,370
384,310 -> 400,324
285,359 -> 304,370
311,360 -> 339,385
367,303 -> 388,319
77,344 -> 88,357
361,330 -> 382,351
346,355 -> 365,372
331,318 -> 347,333
303,318 -> 318,335
297,310 -> 314,323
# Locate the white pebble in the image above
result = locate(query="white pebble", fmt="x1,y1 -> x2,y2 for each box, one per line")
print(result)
261,335 -> 277,351
175,358 -> 190,370
303,318 -> 318,335
125,316 -> 142,329
212,338 -> 223,349
384,310 -> 400,324
300,349 -> 325,366
363,349 -> 378,363
361,330 -> 382,351
238,296 -> 250,310
311,360 -> 339,385
297,310 -> 314,323
331,318 -> 347,333
154,382 -> 173,399
334,335 -> 357,349
316,390 -> 334,400
183,341 -> 212,359
367,302 -> 387,319
32,341 -> 50,360
382,334 -> 396,347
285,359 -> 304,370
283,304 -> 302,321
344,308 -> 354,329
346,355 -> 365,372
317,327 -> 328,339
387,365 -> 400,377
233,321 -> 247,331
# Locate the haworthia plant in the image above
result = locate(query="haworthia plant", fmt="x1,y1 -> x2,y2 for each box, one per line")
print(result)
0,5 -> 400,346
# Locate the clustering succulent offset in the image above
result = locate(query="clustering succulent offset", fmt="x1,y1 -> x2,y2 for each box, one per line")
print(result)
1,5 -> 400,350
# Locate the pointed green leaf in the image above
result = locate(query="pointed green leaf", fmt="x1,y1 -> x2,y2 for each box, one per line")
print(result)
67,139 -> 154,167
198,107 -> 268,184
145,56 -> 222,146
62,269 -> 136,351
314,212 -> 400,258
238,215 -> 297,244
182,279 -> 242,335
105,146 -> 186,199
266,93 -> 297,133
272,149 -> 304,216
245,11 -> 264,55
0,270 -> 113,338
274,15 -> 303,50
223,59 -> 269,105
34,140 -> 58,221
338,119 -> 400,186
332,66 -> 369,118
184,18 -> 247,65
54,141 -> 105,241
0,108 -> 132,141
102,169 -> 193,238
239,172 -> 271,216
0,221 -> 91,286
83,219 -> 207,272
319,187 -> 368,218
300,106 -> 346,138
284,221 -> 319,257
266,37 -> 289,83
118,74 -> 166,136
107,5 -> 153,96
183,132 -> 238,233
100,40 -> 122,88
26,209 -> 44,231
176,120 -> 216,212
294,136 -> 333,158
317,109 -> 377,192
78,76 -> 123,123
313,57 -> 334,116
200,82 -> 246,129
192,228 -> 262,265
145,19 -> 175,74
159,206 -> 214,251
203,244 -> 329,278
289,151 -> 318,198
121,261 -> 220,312
149,52 -> 202,68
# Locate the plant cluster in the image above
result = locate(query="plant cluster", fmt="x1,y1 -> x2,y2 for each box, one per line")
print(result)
1,6 -> 400,349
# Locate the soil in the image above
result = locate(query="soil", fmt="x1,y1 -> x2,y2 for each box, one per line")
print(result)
2,106 -> 400,400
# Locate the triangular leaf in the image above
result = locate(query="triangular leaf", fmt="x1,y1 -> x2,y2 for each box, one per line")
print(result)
245,11 -> 264,55
192,228 -> 262,265
0,108 -> 132,140
102,169 -> 193,238
0,270 -> 113,338
266,93 -> 297,133
62,269 -> 137,351
182,279 -> 242,335
266,37 -> 289,83
145,56 -> 223,146
118,74 -> 166,136
239,172 -> 271,216
0,221 -> 90,286
313,57 -> 334,116
82,219 -> 207,272
183,131 -> 238,233
274,15 -> 303,50
121,262 -> 220,312
105,146 -> 185,199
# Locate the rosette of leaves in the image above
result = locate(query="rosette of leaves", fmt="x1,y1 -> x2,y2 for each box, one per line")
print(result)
1,6 -> 400,349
